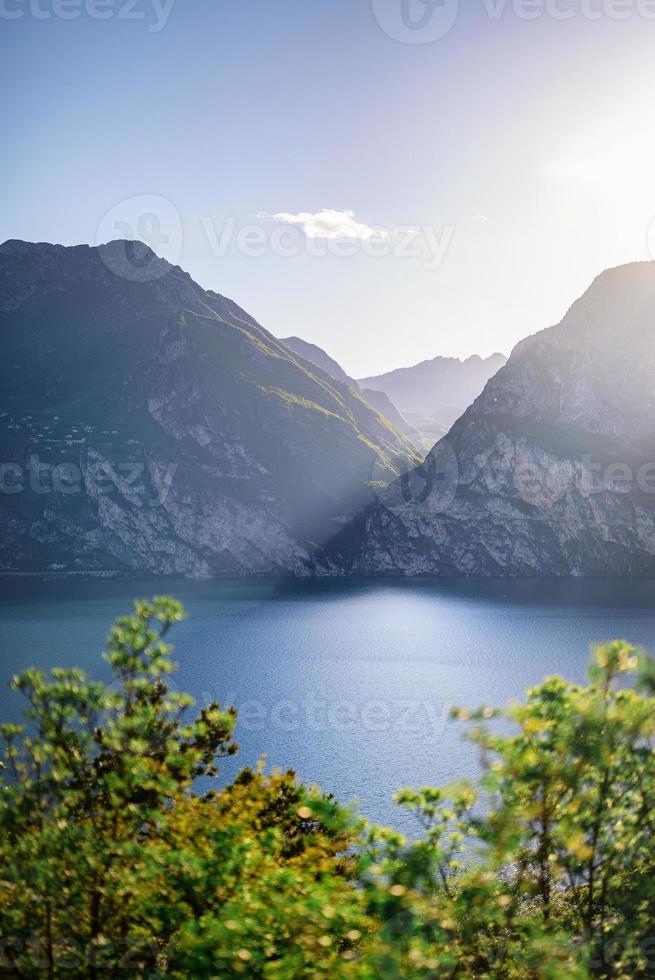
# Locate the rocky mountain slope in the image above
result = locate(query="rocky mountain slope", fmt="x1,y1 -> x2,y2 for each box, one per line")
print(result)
0,239 -> 419,577
330,263 -> 655,576
280,336 -> 354,387
281,335 -> 424,449
359,352 -> 507,433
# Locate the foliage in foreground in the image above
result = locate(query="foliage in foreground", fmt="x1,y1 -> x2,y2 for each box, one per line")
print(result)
1,600 -> 655,978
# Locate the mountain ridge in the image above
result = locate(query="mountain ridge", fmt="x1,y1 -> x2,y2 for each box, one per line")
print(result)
279,334 -> 426,449
358,350 -> 507,435
0,239 -> 419,577
327,261 -> 655,577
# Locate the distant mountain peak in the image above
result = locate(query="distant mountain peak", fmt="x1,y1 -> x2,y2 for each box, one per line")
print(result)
358,350 -> 507,429
1,238 -> 67,256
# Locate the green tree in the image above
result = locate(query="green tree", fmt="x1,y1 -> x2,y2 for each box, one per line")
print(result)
0,599 -> 360,977
2,599 -> 655,978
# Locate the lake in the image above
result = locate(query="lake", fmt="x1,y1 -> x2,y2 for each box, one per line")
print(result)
1,576 -> 654,831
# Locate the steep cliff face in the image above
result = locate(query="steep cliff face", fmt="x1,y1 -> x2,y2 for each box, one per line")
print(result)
0,239 -> 418,577
331,263 -> 655,577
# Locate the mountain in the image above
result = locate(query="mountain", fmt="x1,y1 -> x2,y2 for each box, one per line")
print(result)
0,239 -> 419,578
280,335 -> 425,449
329,263 -> 655,576
280,336 -> 354,387
356,387 -> 422,445
358,352 -> 507,432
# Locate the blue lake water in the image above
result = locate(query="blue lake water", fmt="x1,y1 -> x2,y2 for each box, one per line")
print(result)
1,577 -> 655,831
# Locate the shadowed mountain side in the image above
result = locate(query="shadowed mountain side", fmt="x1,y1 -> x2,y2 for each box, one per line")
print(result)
0,239 -> 419,577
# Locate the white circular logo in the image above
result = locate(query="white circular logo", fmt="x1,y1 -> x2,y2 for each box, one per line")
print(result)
371,0 -> 459,44
370,438 -> 459,513
95,194 -> 183,282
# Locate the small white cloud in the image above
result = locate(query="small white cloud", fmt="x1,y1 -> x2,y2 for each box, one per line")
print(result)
473,214 -> 489,224
270,209 -> 388,241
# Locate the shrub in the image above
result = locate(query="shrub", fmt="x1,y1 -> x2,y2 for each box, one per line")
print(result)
1,599 -> 654,977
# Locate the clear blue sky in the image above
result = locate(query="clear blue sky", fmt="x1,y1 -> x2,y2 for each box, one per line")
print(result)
3,0 -> 655,375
